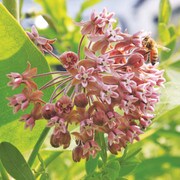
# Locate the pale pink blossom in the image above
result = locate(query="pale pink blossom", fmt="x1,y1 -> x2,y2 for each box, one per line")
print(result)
75,66 -> 96,87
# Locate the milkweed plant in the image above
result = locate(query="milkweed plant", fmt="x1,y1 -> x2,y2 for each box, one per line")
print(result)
6,7 -> 166,164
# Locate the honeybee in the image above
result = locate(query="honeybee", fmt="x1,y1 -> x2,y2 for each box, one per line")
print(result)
142,36 -> 170,65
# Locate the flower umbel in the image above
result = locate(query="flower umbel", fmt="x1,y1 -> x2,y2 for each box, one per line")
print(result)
7,8 -> 166,162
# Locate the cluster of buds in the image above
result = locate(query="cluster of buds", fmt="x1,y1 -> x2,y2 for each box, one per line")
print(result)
7,8 -> 165,162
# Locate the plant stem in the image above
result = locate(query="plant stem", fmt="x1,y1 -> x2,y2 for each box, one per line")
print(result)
95,132 -> 107,164
78,35 -> 85,60
35,152 -> 62,178
28,127 -> 50,167
2,0 -> 19,22
0,160 -> 9,180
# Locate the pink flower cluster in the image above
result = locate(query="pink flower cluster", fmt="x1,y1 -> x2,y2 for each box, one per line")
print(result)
7,8 -> 165,162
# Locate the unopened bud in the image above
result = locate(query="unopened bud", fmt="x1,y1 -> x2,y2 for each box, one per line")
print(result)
108,143 -> 121,155
42,103 -> 56,119
74,93 -> 88,108
50,134 -> 60,148
93,111 -> 107,125
72,146 -> 83,162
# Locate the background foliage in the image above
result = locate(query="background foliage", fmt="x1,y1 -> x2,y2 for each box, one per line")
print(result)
0,0 -> 180,179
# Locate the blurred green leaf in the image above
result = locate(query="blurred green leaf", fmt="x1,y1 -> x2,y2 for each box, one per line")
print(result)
119,158 -> 140,177
158,23 -> 170,43
75,0 -> 102,21
85,155 -> 99,175
0,142 -> 35,180
156,82 -> 180,115
118,145 -> 141,177
160,25 -> 177,61
158,0 -> 171,25
103,160 -> 120,180
134,156 -> 180,180
0,4 -> 53,152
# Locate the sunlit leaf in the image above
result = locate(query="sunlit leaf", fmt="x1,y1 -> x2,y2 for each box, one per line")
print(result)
119,158 -> 140,177
103,160 -> 120,180
85,155 -> 99,175
158,0 -> 171,25
0,142 -> 35,180
155,82 -> 180,120
0,4 -> 53,152
158,23 -> 170,43
160,25 -> 177,61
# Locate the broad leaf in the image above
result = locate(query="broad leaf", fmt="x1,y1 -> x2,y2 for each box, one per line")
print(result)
134,156 -> 180,179
85,155 -> 99,175
103,160 -> 120,180
0,4 -> 53,151
0,142 -> 35,180
158,0 -> 171,25
158,23 -> 170,43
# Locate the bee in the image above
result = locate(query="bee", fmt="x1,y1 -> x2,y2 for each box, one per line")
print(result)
142,36 -> 170,65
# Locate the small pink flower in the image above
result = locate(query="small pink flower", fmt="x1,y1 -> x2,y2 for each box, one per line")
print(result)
120,95 -> 139,114
27,25 -> 56,53
100,85 -> 119,104
80,118 -> 94,137
75,8 -> 115,35
59,51 -> 78,69
7,73 -> 23,89
7,62 -> 37,90
20,114 -> 35,130
105,111 -> 119,129
7,93 -> 29,113
75,66 -> 96,87
85,48 -> 114,72
90,25 -> 122,53
83,140 -> 101,158
48,116 -> 67,136
119,72 -> 136,93
108,129 -> 126,146
55,95 -> 73,114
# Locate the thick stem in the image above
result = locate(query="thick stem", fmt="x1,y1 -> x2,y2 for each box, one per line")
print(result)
28,127 -> 50,167
2,0 -> 19,22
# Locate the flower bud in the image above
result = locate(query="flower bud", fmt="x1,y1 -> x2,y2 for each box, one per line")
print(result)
59,131 -> 71,149
42,103 -> 56,119
50,134 -> 60,148
108,143 -> 121,155
93,111 -> 107,126
74,93 -> 88,108
72,146 -> 84,162
59,51 -> 78,69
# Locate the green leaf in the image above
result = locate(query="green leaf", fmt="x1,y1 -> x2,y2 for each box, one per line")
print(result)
158,0 -> 171,25
134,156 -> 180,180
119,158 -> 140,177
155,82 -> 180,118
158,23 -> 170,43
0,142 -> 35,180
85,155 -> 99,175
123,146 -> 141,161
75,0 -> 102,21
160,25 -> 177,61
0,4 -> 53,152
103,160 -> 120,180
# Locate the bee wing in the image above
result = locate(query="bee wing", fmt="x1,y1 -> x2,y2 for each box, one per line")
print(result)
156,45 -> 171,52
